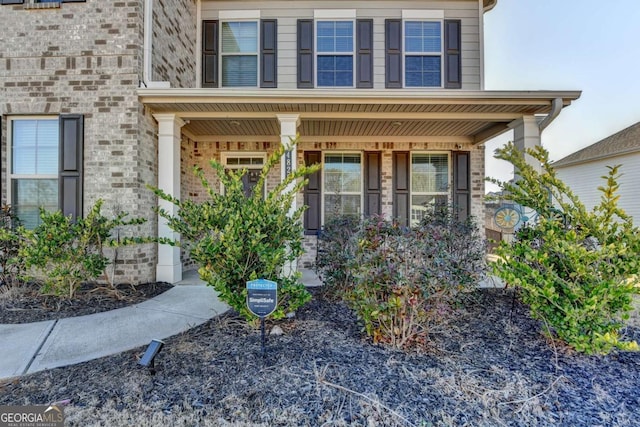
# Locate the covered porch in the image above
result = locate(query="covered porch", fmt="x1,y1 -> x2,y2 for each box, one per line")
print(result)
138,89 -> 580,283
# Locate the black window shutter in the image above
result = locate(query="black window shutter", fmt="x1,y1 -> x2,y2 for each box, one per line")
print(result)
61,0 -> 87,3
297,19 -> 314,88
1,0 -> 24,4
385,19 -> 402,88
202,20 -> 219,88
304,151 -> 322,234
356,19 -> 373,89
260,19 -> 277,88
393,151 -> 410,226
452,151 -> 470,221
59,114 -> 84,222
364,151 -> 381,216
444,19 -> 462,89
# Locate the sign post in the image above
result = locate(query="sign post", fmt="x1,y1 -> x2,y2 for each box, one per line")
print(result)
246,279 -> 278,357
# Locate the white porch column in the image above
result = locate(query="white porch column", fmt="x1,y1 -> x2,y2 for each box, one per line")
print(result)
511,115 -> 542,175
277,114 -> 300,277
277,114 -> 301,214
154,113 -> 185,283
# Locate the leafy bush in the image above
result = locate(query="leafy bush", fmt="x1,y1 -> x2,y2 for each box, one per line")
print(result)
152,139 -> 321,321
20,200 -> 147,298
315,214 -> 360,299
0,205 -> 25,288
489,142 -> 640,354
318,211 -> 486,350
415,207 -> 487,303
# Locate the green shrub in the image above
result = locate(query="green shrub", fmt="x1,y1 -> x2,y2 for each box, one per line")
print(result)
0,205 -> 25,289
20,200 -> 147,298
315,214 -> 360,299
152,139 -> 321,321
489,142 -> 640,354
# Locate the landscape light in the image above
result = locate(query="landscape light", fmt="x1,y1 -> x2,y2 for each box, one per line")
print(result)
138,339 -> 164,375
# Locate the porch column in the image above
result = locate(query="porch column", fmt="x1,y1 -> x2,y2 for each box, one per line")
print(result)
154,113 -> 185,284
511,115 -> 542,175
277,114 -> 301,214
277,114 -> 300,277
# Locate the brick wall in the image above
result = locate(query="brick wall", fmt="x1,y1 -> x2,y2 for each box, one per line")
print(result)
0,0 -> 196,284
152,0 -> 196,87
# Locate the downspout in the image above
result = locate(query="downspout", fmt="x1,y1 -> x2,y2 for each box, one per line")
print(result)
142,0 -> 153,86
142,0 -> 170,88
538,97 -> 563,132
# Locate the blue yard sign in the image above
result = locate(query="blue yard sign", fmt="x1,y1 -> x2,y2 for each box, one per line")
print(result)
246,279 -> 278,318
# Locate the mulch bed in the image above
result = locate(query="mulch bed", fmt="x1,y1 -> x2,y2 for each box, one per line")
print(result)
1,288 -> 639,426
0,281 -> 173,324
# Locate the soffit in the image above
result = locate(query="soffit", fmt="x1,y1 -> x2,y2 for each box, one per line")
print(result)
139,89 -> 580,143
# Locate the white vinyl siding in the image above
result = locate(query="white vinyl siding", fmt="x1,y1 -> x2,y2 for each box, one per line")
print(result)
201,1 -> 481,90
556,153 -> 640,222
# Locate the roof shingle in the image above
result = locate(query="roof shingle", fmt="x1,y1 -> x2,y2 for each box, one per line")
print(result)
553,121 -> 640,168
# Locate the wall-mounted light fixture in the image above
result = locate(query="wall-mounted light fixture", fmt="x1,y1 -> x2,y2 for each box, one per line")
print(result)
138,339 -> 164,375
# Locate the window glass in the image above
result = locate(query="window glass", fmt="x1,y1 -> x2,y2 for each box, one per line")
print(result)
221,21 -> 258,87
324,153 -> 361,220
411,154 -> 448,225
317,21 -> 354,87
10,118 -> 59,229
404,21 -> 442,87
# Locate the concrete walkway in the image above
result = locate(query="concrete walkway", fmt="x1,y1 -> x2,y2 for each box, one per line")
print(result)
0,269 -> 324,381
0,270 -> 228,381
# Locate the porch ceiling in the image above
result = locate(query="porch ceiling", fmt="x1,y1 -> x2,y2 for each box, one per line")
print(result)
138,89 -> 581,144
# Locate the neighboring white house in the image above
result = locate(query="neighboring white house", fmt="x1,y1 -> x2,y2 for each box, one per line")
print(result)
554,121 -> 640,222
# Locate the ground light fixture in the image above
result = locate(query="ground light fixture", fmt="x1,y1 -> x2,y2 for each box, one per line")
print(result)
138,339 -> 164,375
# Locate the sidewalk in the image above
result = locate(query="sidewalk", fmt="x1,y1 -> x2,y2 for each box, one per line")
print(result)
0,268 -> 324,381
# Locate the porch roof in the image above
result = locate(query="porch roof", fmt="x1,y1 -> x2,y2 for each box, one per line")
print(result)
138,89 -> 581,145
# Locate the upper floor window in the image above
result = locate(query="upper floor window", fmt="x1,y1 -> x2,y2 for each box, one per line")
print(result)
404,21 -> 442,87
316,21 -> 354,87
8,118 -> 59,228
221,21 -> 258,87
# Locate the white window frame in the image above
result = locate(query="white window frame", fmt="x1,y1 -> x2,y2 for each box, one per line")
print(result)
409,152 -> 450,225
321,151 -> 363,224
219,19 -> 260,88
7,116 -> 60,227
220,152 -> 267,197
402,12 -> 444,89
314,19 -> 356,88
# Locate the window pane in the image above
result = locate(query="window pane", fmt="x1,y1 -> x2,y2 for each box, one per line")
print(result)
11,179 -> 58,229
12,119 -> 59,175
405,21 -> 441,53
324,154 -> 361,193
411,195 -> 448,226
317,21 -> 353,53
222,55 -> 257,87
405,56 -> 441,87
325,195 -> 361,221
221,22 -> 257,53
412,154 -> 449,193
317,55 -> 353,87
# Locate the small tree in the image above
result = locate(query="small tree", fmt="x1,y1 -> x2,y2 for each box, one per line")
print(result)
152,139 -> 321,321
488,142 -> 640,354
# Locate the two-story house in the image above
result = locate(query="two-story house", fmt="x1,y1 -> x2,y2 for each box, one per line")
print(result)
0,0 -> 580,284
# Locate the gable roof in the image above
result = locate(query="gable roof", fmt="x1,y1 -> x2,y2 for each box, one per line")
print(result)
553,121 -> 640,168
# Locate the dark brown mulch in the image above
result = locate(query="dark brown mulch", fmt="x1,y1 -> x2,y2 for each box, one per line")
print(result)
1,287 -> 639,426
0,281 -> 173,324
